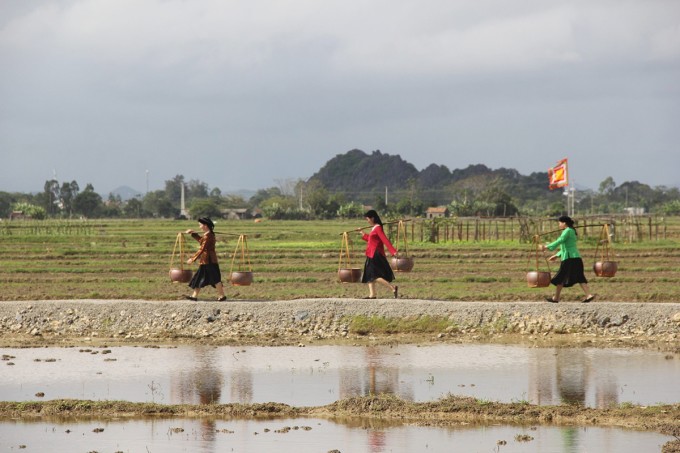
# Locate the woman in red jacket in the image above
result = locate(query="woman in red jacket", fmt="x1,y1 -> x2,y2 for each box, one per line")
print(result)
357,210 -> 399,299
185,217 -> 227,301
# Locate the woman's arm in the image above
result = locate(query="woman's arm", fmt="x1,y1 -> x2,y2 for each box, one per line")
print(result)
188,234 -> 210,263
375,226 -> 397,255
546,228 -> 570,251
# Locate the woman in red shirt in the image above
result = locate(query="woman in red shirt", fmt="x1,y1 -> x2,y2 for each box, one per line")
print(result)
357,210 -> 399,299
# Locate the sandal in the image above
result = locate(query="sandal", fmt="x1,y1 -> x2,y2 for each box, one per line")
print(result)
217,296 -> 227,301
184,295 -> 197,301
582,295 -> 595,303
545,296 -> 558,303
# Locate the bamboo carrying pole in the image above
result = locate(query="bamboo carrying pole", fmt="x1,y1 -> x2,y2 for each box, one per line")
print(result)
339,219 -> 412,235
533,223 -> 607,238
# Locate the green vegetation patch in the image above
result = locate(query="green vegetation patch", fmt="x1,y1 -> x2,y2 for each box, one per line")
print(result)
346,314 -> 451,335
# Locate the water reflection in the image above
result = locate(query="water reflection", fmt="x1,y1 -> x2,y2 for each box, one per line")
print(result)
339,347 -> 413,402
529,349 -> 591,406
0,417 -> 671,453
173,346 -> 224,404
1,344 -> 678,408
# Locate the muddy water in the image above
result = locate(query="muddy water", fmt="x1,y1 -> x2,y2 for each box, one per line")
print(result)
0,417 -> 673,453
2,344 -> 678,407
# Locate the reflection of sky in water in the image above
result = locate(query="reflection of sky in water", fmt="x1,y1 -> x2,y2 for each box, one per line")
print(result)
0,418 -> 672,453
1,345 -> 678,408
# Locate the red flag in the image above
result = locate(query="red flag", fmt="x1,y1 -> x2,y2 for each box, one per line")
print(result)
548,159 -> 568,190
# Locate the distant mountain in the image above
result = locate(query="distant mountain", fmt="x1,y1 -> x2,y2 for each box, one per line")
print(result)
308,149 -> 553,205
310,149 -> 419,192
109,186 -> 142,201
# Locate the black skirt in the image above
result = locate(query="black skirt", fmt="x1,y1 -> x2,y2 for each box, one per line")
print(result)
551,257 -> 588,287
188,263 -> 223,289
361,253 -> 395,283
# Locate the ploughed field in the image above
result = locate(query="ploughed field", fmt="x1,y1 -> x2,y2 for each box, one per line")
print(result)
1,219 -> 679,302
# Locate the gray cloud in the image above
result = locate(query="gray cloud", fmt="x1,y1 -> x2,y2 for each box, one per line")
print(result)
1,0 -> 679,195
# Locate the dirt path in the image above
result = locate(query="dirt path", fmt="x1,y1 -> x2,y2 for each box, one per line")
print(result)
1,299 -> 678,349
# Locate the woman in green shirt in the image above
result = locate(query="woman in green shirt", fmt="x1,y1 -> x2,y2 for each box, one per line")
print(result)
541,215 -> 595,303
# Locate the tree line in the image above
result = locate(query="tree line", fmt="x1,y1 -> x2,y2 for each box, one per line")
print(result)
1,172 -> 679,221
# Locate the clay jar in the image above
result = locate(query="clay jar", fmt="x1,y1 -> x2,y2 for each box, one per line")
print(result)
338,268 -> 362,283
391,256 -> 414,273
526,271 -> 551,288
593,261 -> 618,277
230,271 -> 254,286
169,268 -> 193,283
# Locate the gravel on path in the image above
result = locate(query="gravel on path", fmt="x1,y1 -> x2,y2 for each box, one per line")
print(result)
1,299 -> 679,348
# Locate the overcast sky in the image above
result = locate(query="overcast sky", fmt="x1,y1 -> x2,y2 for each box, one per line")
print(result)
1,0 -> 679,196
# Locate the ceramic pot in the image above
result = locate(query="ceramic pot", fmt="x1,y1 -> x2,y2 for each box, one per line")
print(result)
169,268 -> 193,283
230,271 -> 254,286
338,268 -> 362,283
391,256 -> 414,272
593,261 -> 617,277
526,271 -> 551,288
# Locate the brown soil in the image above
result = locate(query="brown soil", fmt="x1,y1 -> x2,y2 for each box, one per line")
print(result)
2,395 -> 679,437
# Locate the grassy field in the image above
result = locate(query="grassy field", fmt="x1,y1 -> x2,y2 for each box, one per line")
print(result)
0,218 -> 679,302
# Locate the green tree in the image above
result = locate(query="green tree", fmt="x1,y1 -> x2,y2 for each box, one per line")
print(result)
188,198 -> 222,219
59,181 -> 79,217
661,200 -> 680,215
223,194 -> 248,208
337,201 -> 364,218
42,179 -> 60,216
11,202 -> 47,219
0,192 -> 17,218
249,187 -> 283,208
599,177 -> 616,196
143,190 -> 176,218
164,175 -> 186,205
123,197 -> 144,218
186,179 -> 209,199
73,184 -> 103,218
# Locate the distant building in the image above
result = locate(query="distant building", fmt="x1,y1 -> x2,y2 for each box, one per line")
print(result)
222,208 -> 257,220
624,207 -> 645,215
9,211 -> 28,220
425,206 -> 449,219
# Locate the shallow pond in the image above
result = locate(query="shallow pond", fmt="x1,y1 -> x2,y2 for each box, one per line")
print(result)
0,417 -> 673,453
2,344 -> 678,407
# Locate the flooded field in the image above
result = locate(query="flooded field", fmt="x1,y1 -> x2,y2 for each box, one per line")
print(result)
2,344 -> 678,408
0,416 -> 674,453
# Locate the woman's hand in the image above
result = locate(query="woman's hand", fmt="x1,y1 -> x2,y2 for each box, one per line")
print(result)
548,255 -> 558,262
185,229 -> 194,234
186,258 -> 194,264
